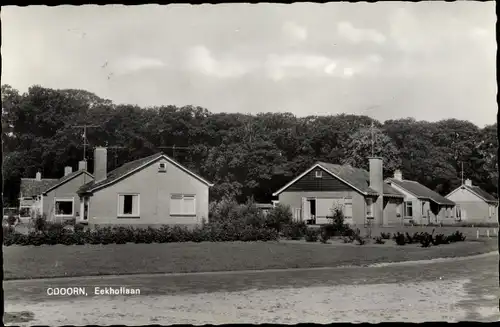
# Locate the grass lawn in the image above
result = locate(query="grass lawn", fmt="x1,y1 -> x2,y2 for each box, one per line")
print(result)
3,239 -> 497,280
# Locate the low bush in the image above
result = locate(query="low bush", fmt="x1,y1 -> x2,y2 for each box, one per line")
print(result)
394,232 -> 406,245
304,228 -> 319,242
265,204 -> 293,233
374,236 -> 385,244
32,213 -> 47,232
7,214 -> 18,226
319,228 -> 331,244
380,232 -> 391,240
282,221 -> 307,240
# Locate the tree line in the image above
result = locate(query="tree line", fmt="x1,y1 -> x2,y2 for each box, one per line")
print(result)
2,84 -> 497,206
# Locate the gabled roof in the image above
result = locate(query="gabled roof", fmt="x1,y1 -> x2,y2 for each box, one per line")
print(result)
43,170 -> 94,195
446,184 -> 498,204
20,178 -> 58,198
273,161 -> 404,198
78,152 -> 213,194
386,178 -> 455,206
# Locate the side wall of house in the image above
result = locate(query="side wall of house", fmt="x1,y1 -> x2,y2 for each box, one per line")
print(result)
383,198 -> 404,226
386,183 -> 425,224
447,188 -> 497,223
88,158 -> 209,227
43,174 -> 94,222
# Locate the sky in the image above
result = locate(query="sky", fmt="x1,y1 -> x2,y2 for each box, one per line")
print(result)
1,2 -> 497,127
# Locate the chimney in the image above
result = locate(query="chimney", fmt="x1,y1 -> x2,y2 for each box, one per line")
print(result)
64,166 -> 73,176
35,171 -> 42,181
78,160 -> 87,171
394,169 -> 403,181
94,147 -> 108,182
369,157 -> 384,226
465,179 -> 472,187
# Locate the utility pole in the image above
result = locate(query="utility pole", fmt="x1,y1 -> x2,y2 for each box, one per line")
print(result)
158,145 -> 190,160
371,121 -> 375,157
72,125 -> 100,162
461,162 -> 464,185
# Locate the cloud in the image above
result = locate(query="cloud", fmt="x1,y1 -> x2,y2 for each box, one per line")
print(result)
282,21 -> 308,42
337,21 -> 386,44
185,45 -> 254,78
265,53 -> 337,80
111,56 -> 166,75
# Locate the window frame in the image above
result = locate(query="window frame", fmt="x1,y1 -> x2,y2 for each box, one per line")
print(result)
315,170 -> 323,178
117,193 -> 140,218
170,194 -> 197,216
158,162 -> 167,172
366,198 -> 374,218
404,201 -> 413,218
54,197 -> 75,217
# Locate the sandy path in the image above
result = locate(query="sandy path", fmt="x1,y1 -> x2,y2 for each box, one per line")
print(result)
5,278 -> 499,325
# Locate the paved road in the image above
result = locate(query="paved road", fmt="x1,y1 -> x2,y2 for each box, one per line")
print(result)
4,253 -> 499,324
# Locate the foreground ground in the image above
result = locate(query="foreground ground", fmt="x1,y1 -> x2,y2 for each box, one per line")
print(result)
3,239 -> 497,280
4,252 -> 499,324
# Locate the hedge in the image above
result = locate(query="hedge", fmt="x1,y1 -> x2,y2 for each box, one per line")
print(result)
2,223 -> 279,246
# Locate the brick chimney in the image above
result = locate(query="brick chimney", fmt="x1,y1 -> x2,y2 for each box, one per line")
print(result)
465,179 -> 472,187
64,166 -> 73,176
78,160 -> 87,171
394,169 -> 403,181
369,157 -> 384,225
35,171 -> 42,181
94,147 -> 107,182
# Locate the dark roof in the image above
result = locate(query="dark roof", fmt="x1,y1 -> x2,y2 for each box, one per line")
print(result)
317,162 -> 404,198
78,152 -> 213,194
20,178 -> 58,198
465,185 -> 498,203
43,170 -> 94,194
387,178 -> 455,205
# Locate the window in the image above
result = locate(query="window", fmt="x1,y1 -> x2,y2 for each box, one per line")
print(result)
118,194 -> 140,217
55,198 -> 74,216
170,194 -> 196,215
366,198 -> 374,217
158,162 -> 167,172
404,201 -> 413,217
489,205 -> 494,218
315,170 -> 323,178
421,203 -> 426,217
343,198 -> 353,218
456,205 -> 461,220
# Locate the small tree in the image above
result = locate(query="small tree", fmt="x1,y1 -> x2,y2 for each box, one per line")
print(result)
266,204 -> 293,234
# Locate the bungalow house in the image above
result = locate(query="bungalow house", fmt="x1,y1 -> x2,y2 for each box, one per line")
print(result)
41,161 -> 94,223
76,147 -> 214,227
445,179 -> 498,224
19,172 -> 58,222
272,158 -> 405,227
385,170 -> 456,225
19,162 -> 94,223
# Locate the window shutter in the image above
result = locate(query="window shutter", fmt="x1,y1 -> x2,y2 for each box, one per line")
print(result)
118,195 -> 125,215
132,195 -> 139,215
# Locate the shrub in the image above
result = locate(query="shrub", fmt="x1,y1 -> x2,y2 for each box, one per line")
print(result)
282,221 -> 307,240
7,214 -> 18,226
374,236 -> 385,244
304,228 -> 319,242
380,232 -> 391,240
319,228 -> 331,243
420,234 -> 433,248
394,232 -> 406,245
265,204 -> 293,233
324,207 -> 351,237
74,223 -> 86,232
32,213 -> 47,232
355,236 -> 366,245
446,231 -> 466,243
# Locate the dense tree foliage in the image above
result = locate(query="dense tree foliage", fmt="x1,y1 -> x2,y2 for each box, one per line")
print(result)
2,85 -> 497,206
